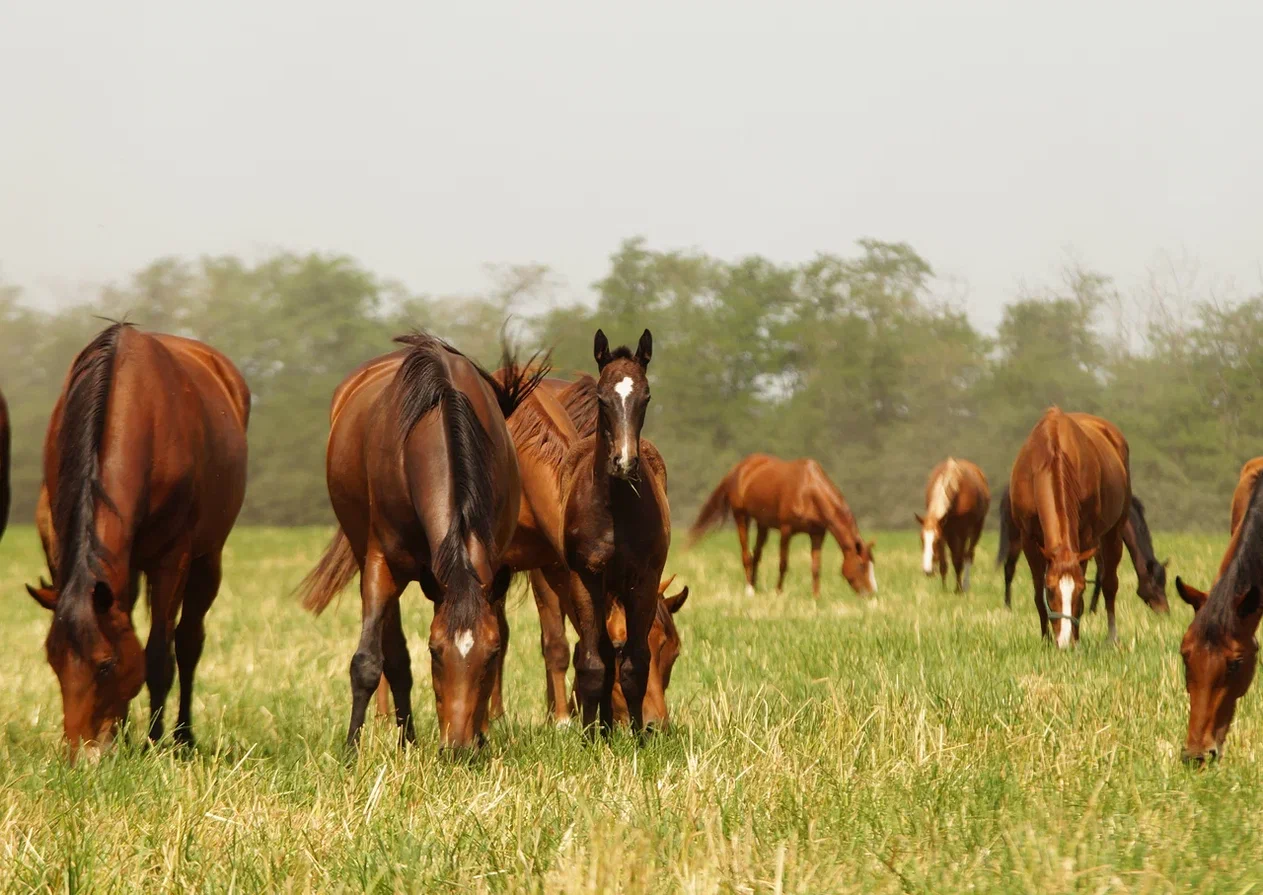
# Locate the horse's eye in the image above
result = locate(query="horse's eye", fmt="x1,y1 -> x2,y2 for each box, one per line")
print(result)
95,659 -> 116,679
1228,658 -> 1244,675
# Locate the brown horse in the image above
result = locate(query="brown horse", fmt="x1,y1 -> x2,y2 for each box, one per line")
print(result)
1008,408 -> 1131,648
690,454 -> 876,598
915,458 -> 990,592
1174,457 -> 1263,763
0,387 -> 9,543
24,324 -> 249,759
295,333 -> 544,753
501,330 -> 669,734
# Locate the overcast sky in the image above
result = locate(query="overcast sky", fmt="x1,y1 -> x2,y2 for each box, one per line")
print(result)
2,0 -> 1261,329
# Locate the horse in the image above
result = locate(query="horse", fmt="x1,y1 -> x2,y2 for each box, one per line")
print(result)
24,323 -> 249,760
0,387 -> 9,543
1174,457 -> 1263,763
1007,408 -> 1131,647
998,487 -> 1167,613
915,458 -> 989,592
295,332 -> 545,753
689,454 -> 876,598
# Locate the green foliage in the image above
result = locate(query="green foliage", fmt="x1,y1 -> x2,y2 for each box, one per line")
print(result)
0,241 -> 1257,530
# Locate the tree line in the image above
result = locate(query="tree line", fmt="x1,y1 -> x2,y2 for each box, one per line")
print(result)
1,239 -> 1257,532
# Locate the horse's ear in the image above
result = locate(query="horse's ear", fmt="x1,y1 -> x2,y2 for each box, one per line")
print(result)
1162,558 -> 1171,570
1077,547 -> 1098,564
657,574 -> 676,596
914,513 -> 925,526
635,329 -> 653,368
1175,577 -> 1208,612
26,579 -> 57,611
593,329 -> 612,369
664,586 -> 689,615
1237,585 -> 1262,624
1040,544 -> 1056,562
866,539 -> 877,556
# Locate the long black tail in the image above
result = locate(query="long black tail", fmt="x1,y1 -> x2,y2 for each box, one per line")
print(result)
995,486 -> 1014,568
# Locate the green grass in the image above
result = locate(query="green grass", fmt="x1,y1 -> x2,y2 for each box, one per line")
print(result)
0,525 -> 1256,893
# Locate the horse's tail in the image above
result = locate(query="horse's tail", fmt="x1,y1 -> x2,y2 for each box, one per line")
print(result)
0,391 -> 10,543
485,337 -> 551,421
995,487 -> 1013,568
296,526 -> 359,615
689,463 -> 739,546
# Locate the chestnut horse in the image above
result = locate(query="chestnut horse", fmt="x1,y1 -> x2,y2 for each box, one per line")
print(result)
1174,457 -> 1263,763
295,333 -> 545,753
690,454 -> 876,598
915,458 -> 990,592
998,487 -> 1168,613
0,387 -> 9,543
500,330 -> 670,735
25,324 -> 249,759
1007,408 -> 1131,648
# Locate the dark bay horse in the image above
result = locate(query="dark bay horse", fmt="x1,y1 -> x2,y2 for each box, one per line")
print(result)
501,330 -> 670,735
295,333 -> 544,753
25,324 -> 249,759
998,487 -> 1168,613
1007,408 -> 1131,647
690,454 -> 875,598
915,457 -> 989,592
1175,457 -> 1263,763
0,387 -> 9,543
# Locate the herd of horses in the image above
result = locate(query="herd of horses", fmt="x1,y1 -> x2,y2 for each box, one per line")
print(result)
0,323 -> 1259,766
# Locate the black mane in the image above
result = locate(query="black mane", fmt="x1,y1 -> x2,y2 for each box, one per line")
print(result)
1128,495 -> 1166,589
1196,472 -> 1263,644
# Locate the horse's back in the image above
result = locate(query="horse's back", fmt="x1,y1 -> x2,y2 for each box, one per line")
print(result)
1230,458 -> 1263,534
948,459 -> 990,519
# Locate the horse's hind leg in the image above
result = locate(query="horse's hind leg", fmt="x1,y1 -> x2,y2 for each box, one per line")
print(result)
735,511 -> 755,595
172,553 -> 221,748
1099,531 -> 1125,644
775,527 -> 793,594
1003,541 -> 1020,609
347,548 -> 402,751
809,531 -> 824,599
532,566 -> 573,726
963,519 -> 983,593
950,534 -> 965,593
379,598 -> 416,746
750,525 -> 769,595
146,553 -> 192,744
486,566 -> 512,726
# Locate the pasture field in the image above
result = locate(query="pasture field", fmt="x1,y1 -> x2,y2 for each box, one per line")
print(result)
0,525 -> 1257,893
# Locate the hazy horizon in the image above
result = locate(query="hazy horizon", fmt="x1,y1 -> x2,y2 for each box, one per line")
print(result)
3,1 -> 1261,331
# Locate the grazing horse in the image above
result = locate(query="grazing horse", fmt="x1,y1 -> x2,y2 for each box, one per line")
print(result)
689,454 -> 876,598
24,324 -> 249,759
1008,408 -> 1131,647
1174,457 -> 1263,763
915,458 -> 989,592
0,387 -> 9,543
998,487 -> 1167,613
295,333 -> 544,753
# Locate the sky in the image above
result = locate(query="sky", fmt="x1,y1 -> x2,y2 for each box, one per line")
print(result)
2,0 -> 1261,330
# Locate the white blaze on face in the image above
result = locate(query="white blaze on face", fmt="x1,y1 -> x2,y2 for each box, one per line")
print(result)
867,563 -> 878,594
614,376 -> 635,467
921,530 -> 936,574
454,629 -> 475,658
1057,576 -> 1074,648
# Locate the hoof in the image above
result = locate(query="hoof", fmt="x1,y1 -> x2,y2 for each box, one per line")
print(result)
744,584 -> 755,597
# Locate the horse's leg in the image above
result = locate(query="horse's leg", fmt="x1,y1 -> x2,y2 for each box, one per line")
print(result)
346,548 -> 402,751
734,510 -> 755,596
617,582 -> 657,736
569,569 -> 611,737
1088,557 -> 1103,614
1100,530 -> 1125,644
1023,541 -> 1050,641
374,677 -> 391,717
486,566 -> 512,726
1003,540 -> 1020,609
776,527 -> 793,594
144,552 -> 191,744
962,520 -> 983,593
950,532 -> 965,594
938,541 -> 949,588
809,531 -> 824,599
750,525 -> 769,594
170,554 -> 222,748
379,598 -> 416,747
532,566 -> 573,726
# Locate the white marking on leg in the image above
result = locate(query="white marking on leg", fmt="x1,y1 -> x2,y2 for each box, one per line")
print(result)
745,583 -> 755,597
867,564 -> 878,594
962,560 -> 972,592
555,717 -> 572,729
455,629 -> 474,658
1057,576 -> 1074,648
921,531 -> 935,575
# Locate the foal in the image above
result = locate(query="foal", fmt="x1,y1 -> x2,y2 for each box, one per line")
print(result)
915,458 -> 989,592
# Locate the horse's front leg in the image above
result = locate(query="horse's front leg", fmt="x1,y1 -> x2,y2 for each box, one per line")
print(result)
568,568 -> 611,737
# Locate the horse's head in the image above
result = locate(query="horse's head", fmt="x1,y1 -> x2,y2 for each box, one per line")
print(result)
914,513 -> 942,576
1139,557 -> 1171,613
427,572 -> 502,754
593,328 -> 652,481
1041,545 -> 1095,648
608,576 -> 689,728
842,540 -> 878,595
1176,576 -> 1260,765
27,577 -> 145,760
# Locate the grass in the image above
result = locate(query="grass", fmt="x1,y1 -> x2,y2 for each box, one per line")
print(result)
0,524 -> 1257,893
